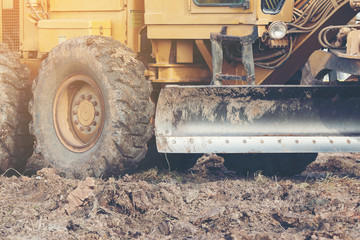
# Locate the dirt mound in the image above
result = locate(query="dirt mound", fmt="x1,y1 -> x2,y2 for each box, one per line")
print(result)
305,153 -> 360,178
0,154 -> 359,239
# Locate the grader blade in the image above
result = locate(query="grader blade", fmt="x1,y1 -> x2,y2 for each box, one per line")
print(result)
155,85 -> 360,153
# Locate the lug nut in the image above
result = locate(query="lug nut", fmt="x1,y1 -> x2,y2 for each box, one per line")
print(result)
80,95 -> 85,99
95,111 -> 100,116
75,100 -> 81,105
92,121 -> 97,126
93,101 -> 98,106
87,95 -> 92,100
87,127 -> 92,132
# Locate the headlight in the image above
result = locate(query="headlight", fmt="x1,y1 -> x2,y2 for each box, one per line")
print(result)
268,21 -> 287,40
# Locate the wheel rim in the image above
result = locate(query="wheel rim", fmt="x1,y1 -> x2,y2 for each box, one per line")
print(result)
53,75 -> 105,153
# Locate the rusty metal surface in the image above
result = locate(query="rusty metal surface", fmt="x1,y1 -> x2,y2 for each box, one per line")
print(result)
331,49 -> 360,59
302,50 -> 360,84
155,85 -> 360,153
346,29 -> 360,56
211,27 -> 257,85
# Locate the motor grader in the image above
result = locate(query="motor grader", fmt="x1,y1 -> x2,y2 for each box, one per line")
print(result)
0,0 -> 360,178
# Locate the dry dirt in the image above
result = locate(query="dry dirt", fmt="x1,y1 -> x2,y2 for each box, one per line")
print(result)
0,153 -> 359,240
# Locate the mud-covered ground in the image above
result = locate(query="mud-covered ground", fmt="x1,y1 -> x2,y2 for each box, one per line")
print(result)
0,153 -> 359,240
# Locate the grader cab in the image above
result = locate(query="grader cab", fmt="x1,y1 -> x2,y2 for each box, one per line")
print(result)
0,0 -> 360,178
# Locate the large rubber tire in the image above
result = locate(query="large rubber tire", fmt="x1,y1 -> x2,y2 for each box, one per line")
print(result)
29,36 -> 154,179
0,43 -> 33,173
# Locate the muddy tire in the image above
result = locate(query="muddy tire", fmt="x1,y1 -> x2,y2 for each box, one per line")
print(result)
0,43 -> 33,173
29,36 -> 154,179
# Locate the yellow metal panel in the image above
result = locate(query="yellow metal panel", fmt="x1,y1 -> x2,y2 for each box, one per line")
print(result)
148,64 -> 211,83
22,1 -> 128,52
49,0 -> 124,11
22,0 -> 39,51
38,19 -> 111,52
126,0 -> 145,53
0,0 -> 2,42
145,0 -> 256,25
144,0 -> 293,39
148,25 -> 255,39
176,40 -> 194,63
3,0 -> 14,9
189,0 -> 253,13
144,0 -> 163,23
40,1 -> 144,53
152,40 -> 172,64
38,19 -> 111,29
195,40 -> 212,71
144,0 -> 163,13
47,11 -> 127,49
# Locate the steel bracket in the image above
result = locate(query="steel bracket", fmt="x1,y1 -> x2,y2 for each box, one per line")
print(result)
302,49 -> 360,85
210,27 -> 258,85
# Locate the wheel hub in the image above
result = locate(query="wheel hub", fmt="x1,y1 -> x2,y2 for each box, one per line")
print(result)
77,100 -> 95,126
53,75 -> 105,153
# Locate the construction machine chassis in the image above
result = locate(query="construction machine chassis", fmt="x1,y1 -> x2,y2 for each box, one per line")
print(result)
1,0 -> 360,177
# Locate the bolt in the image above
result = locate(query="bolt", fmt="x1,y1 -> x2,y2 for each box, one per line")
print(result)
313,140 -> 316,144
93,101 -> 98,106
80,127 -> 84,132
75,100 -> 81,105
347,140 -> 351,144
225,140 -> 229,144
80,95 -> 85,100
95,111 -> 100,116
295,140 -> 299,144
330,140 -> 334,144
260,140 -> 264,144
87,95 -> 92,100
243,140 -> 247,144
92,121 -> 97,126
87,127 -> 92,132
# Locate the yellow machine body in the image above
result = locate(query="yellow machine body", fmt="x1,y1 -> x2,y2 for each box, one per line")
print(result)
21,0 -> 140,53
1,0 -> 297,83
1,0 -> 141,78
2,0 -> 360,157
